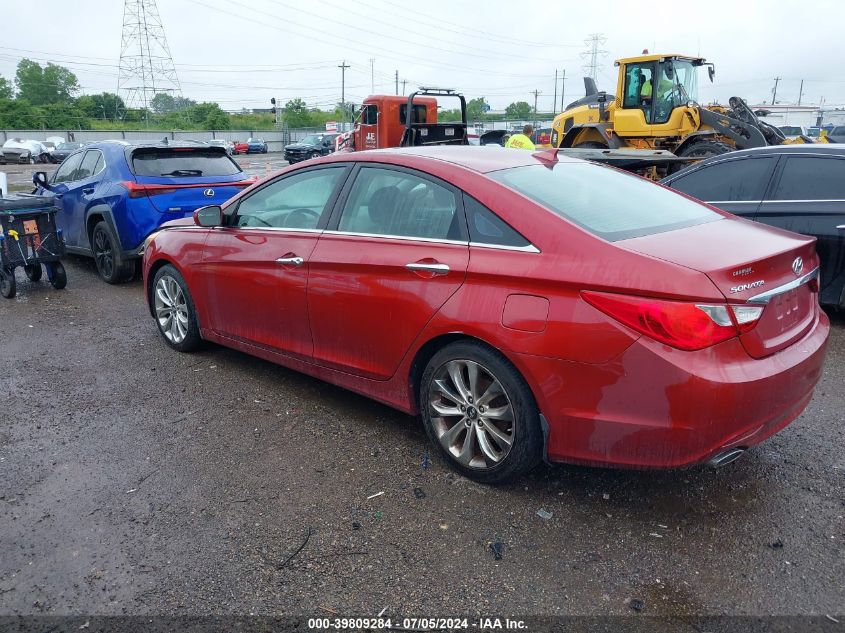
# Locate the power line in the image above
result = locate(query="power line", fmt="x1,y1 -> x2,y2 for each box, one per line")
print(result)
581,33 -> 607,82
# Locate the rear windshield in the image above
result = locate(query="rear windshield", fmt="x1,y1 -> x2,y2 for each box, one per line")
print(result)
779,126 -> 802,135
489,163 -> 721,241
131,148 -> 241,177
832,127 -> 845,135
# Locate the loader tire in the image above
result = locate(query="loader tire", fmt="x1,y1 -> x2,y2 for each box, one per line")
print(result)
676,139 -> 733,159
574,141 -> 608,149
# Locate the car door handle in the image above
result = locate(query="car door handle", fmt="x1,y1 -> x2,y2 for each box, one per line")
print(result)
837,224 -> 845,231
276,256 -> 304,266
82,188 -> 94,195
406,262 -> 450,275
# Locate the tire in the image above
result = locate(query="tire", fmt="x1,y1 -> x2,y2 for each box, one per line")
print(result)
420,341 -> 543,484
47,261 -> 67,290
676,139 -> 733,159
91,220 -> 134,284
24,264 -> 42,282
151,264 -> 202,352
0,268 -> 16,299
310,151 -> 320,160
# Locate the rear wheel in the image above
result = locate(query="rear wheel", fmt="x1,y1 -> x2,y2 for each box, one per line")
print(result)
91,220 -> 134,284
24,264 -> 42,282
420,341 -> 543,484
47,261 -> 67,289
0,268 -> 16,299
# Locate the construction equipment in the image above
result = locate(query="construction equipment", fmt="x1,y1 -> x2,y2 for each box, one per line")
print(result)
550,53 -> 823,168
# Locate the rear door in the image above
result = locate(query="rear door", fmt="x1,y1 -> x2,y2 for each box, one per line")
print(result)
48,152 -> 86,247
665,155 -> 778,219
199,164 -> 350,359
755,153 -> 845,304
307,164 -> 469,379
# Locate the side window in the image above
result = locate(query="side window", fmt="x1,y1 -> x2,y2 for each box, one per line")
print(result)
669,157 -> 776,202
74,150 -> 102,181
53,152 -> 84,184
362,105 -> 378,125
623,64 -> 653,109
338,167 -> 463,240
399,104 -> 427,124
235,167 -> 344,229
464,195 -> 531,248
770,156 -> 845,200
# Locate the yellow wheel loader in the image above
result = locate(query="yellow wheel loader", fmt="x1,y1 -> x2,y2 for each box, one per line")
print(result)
550,53 -> 822,168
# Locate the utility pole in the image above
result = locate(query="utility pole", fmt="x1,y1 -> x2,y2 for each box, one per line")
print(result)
771,76 -> 781,105
402,79 -> 407,95
553,70 -> 558,115
395,70 -> 398,96
338,60 -> 350,120
560,69 -> 566,111
532,89 -> 541,126
369,58 -> 375,93
798,79 -> 804,106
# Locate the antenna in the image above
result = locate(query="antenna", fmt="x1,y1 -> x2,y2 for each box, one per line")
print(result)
117,0 -> 182,119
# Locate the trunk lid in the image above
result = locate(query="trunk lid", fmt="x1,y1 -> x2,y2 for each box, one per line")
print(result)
620,217 -> 819,358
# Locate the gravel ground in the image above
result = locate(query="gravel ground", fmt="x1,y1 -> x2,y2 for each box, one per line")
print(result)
0,255 -> 843,626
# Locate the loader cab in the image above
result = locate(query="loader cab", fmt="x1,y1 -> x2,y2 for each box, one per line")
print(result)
615,55 -> 708,138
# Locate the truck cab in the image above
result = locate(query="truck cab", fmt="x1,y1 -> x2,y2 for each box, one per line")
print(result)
339,88 -> 468,152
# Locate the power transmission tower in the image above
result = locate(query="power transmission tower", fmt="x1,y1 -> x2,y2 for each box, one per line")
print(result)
581,33 -> 607,82
117,0 -> 182,118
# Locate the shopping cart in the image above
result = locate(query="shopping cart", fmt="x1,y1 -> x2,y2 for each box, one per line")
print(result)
0,194 -> 66,299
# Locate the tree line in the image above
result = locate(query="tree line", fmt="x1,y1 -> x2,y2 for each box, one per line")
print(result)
0,59 -> 550,131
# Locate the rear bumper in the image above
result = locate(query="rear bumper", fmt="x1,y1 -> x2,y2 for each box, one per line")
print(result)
518,310 -> 830,469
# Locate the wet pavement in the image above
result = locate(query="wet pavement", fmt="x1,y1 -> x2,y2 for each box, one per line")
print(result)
0,257 -> 843,621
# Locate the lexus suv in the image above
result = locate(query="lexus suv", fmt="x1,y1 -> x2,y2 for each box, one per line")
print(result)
33,140 -> 253,283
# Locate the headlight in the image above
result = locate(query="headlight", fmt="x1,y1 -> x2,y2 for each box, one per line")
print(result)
141,230 -> 162,255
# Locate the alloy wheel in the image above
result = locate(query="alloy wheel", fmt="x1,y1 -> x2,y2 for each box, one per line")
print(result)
154,275 -> 189,344
428,359 -> 515,469
93,227 -> 114,279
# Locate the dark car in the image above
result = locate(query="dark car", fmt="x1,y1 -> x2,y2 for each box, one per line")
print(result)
284,133 -> 339,163
246,138 -> 268,154
33,140 -> 253,283
827,126 -> 845,143
661,144 -> 845,308
50,141 -> 86,163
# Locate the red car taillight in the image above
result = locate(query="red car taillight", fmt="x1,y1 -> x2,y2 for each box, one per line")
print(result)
581,291 -> 764,351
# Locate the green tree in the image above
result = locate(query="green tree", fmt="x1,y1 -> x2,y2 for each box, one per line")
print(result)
77,92 -> 125,120
41,103 -> 90,129
504,101 -> 532,120
0,99 -> 44,128
15,59 -> 79,105
466,97 -> 490,121
283,98 -> 312,128
150,93 -> 176,114
0,76 -> 13,100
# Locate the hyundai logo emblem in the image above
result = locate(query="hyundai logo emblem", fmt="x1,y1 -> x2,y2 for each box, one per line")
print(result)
203,188 -> 215,198
792,257 -> 803,276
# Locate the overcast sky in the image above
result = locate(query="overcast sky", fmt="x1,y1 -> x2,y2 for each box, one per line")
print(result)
2,0 -> 844,113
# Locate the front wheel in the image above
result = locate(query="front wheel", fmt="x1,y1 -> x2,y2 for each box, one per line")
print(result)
420,341 -> 543,484
152,264 -> 202,352
0,268 -> 16,299
47,261 -> 67,289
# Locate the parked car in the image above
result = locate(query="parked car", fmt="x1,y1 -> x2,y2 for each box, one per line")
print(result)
826,126 -> 845,143
233,140 -> 249,155
49,141 -> 86,163
246,138 -> 268,153
778,125 -> 806,139
1,138 -> 50,164
806,126 -> 822,138
32,141 -> 254,283
143,147 -> 828,483
661,144 -> 845,309
207,139 -> 235,155
284,133 -> 339,163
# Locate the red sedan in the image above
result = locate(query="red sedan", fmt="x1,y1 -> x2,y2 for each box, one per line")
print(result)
142,147 -> 829,483
232,141 -> 249,155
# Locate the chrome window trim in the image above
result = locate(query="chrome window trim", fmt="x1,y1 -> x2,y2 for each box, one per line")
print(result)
226,226 -> 324,234
747,267 -> 819,305
469,241 -> 540,253
758,199 -> 845,204
706,200 -> 761,205
321,230 -> 468,246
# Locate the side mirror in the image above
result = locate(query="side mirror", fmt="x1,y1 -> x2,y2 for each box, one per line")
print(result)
194,205 -> 223,227
708,65 -> 715,82
33,171 -> 50,190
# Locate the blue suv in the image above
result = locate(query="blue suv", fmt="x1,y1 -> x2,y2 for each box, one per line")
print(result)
34,141 -> 252,283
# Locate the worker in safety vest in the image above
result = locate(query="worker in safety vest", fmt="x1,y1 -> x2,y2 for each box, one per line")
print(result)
505,124 -> 535,150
